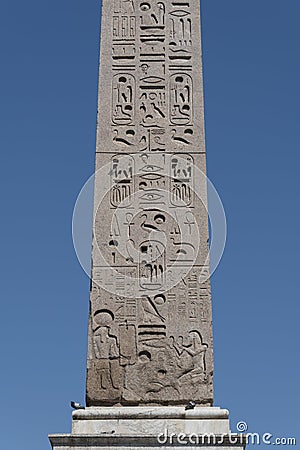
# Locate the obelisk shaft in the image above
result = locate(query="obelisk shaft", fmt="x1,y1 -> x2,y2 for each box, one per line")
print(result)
86,0 -> 213,406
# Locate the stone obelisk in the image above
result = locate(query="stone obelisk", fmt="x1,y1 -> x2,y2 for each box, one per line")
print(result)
49,1 -> 247,448
87,0 -> 213,407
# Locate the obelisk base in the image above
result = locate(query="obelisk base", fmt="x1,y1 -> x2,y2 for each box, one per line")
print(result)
49,406 -> 247,449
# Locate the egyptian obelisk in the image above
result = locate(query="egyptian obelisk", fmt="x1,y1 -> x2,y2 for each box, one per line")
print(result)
87,0 -> 213,407
49,1 -> 247,448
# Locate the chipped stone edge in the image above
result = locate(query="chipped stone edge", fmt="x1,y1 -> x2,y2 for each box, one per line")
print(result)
72,406 -> 229,420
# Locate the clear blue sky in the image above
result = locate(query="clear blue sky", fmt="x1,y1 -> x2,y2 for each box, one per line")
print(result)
0,0 -> 299,449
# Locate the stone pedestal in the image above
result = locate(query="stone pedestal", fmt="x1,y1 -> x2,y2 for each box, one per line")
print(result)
49,406 -> 247,449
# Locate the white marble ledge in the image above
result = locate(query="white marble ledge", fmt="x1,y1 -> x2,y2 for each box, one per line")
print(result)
72,406 -> 229,420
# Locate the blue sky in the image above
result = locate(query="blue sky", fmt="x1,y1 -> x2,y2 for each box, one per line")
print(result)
0,0 -> 299,449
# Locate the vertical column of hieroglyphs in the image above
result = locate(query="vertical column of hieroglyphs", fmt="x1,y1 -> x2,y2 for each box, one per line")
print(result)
87,0 -> 214,406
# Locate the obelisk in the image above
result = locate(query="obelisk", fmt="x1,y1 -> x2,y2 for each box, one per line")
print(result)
49,1 -> 247,448
86,0 -> 213,407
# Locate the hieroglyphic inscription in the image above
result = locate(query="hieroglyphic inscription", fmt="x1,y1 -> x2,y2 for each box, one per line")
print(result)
87,0 -> 213,406
112,74 -> 135,125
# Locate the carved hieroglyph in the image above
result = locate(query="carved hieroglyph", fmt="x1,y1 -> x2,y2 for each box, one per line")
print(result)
87,0 -> 213,406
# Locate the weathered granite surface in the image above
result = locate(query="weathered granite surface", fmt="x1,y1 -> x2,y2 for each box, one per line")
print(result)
87,0 -> 214,406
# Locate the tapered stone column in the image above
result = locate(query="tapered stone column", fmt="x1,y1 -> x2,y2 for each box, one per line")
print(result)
49,0 -> 246,448
87,0 -> 213,409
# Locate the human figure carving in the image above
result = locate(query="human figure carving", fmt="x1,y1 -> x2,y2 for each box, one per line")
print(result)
170,331 -> 208,377
93,325 -> 120,390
